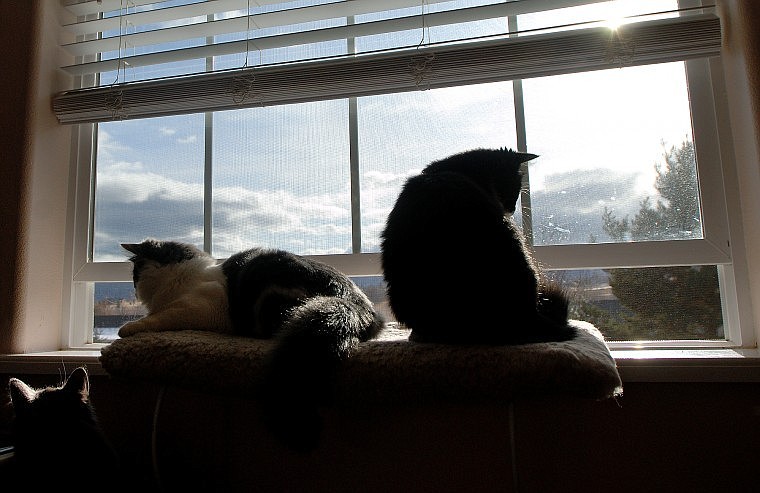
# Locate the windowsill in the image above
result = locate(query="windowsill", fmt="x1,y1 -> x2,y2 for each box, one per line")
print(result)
2,347 -> 760,382
0,350 -> 105,375
612,347 -> 760,382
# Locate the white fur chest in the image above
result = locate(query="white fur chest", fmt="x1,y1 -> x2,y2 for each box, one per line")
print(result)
119,256 -> 234,337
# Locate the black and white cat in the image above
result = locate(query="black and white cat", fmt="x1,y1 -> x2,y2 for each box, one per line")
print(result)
119,240 -> 233,336
8,367 -> 121,487
381,147 -> 575,345
120,239 -> 386,451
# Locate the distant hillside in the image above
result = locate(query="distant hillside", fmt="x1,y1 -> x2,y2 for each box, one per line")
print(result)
95,282 -> 135,302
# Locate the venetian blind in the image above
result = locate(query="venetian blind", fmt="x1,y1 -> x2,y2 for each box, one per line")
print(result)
53,0 -> 721,124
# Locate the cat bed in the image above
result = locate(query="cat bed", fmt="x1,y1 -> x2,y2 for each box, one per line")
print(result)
99,320 -> 622,403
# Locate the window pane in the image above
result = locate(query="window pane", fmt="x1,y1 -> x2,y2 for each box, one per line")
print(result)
93,282 -> 145,343
212,100 -> 351,257
358,81 -> 517,252
352,275 -> 394,322
92,277 -> 387,342
549,266 -> 724,341
521,62 -> 700,246
94,114 -> 206,261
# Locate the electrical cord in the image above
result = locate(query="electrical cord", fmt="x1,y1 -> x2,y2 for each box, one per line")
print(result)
152,385 -> 167,492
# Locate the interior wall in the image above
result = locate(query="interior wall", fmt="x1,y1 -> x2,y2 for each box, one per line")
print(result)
719,0 -> 760,342
0,1 -> 74,354
0,1 -> 36,353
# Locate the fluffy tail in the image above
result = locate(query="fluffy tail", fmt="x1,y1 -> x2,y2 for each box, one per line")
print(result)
259,296 -> 384,453
530,282 -> 576,343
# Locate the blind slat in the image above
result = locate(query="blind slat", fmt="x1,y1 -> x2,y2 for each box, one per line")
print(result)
52,14 -> 722,124
62,0 -> 162,18
63,0 -> 416,38
61,0 -> 605,68
62,0 -> 281,28
62,0 -> 441,57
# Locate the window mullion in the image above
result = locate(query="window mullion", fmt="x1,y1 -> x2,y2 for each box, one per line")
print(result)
348,15 -> 362,254
508,14 -> 534,246
349,96 -> 361,253
204,18 -> 214,254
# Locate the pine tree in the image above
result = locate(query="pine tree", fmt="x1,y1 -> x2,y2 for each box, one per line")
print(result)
600,141 -> 723,340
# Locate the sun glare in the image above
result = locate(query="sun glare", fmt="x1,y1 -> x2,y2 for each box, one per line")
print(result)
604,0 -> 634,30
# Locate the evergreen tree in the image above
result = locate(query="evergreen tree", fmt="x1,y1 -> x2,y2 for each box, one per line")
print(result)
599,141 -> 723,340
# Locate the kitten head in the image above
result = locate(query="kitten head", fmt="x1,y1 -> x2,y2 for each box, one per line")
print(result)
422,147 -> 537,213
121,238 -> 209,287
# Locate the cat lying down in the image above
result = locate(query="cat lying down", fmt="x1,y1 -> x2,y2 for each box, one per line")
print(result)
118,148 -> 576,451
119,241 -> 234,337
120,239 -> 385,452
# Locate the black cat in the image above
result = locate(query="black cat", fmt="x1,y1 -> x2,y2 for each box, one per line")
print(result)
7,367 -> 121,488
222,246 -> 386,451
120,240 -> 386,452
381,147 -> 575,345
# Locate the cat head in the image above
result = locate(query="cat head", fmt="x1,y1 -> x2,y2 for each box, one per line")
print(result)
9,367 -> 93,438
121,238 -> 209,287
423,148 -> 538,214
8,367 -> 119,485
9,366 -> 89,409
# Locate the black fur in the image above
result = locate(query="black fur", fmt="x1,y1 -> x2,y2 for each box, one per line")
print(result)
7,367 -> 121,488
121,239 -> 385,453
222,247 -> 385,452
380,147 -> 575,344
122,238 -> 201,285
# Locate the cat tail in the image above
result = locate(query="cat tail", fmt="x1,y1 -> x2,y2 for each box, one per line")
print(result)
535,282 -> 577,343
259,296 -> 384,453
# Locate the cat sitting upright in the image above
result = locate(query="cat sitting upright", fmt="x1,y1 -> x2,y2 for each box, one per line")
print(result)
119,239 -> 386,452
381,147 -> 575,345
8,367 -> 121,488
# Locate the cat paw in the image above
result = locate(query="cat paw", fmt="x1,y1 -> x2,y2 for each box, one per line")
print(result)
118,320 -> 149,337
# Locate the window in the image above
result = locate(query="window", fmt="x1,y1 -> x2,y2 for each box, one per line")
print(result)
56,0 -> 751,350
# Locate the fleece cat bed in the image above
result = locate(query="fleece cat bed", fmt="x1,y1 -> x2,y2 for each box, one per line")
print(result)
99,320 -> 622,403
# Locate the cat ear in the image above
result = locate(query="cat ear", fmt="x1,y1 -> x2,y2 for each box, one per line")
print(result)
515,151 -> 538,164
63,367 -> 90,402
121,243 -> 140,255
9,377 -> 37,407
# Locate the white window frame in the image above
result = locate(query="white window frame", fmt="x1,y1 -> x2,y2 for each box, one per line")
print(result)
59,1 -> 755,352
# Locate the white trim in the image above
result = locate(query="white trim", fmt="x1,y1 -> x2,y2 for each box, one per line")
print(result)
534,238 -> 731,270
708,53 -> 758,348
71,236 -> 734,283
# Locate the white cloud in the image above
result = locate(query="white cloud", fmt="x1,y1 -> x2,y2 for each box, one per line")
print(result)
97,160 -> 202,203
